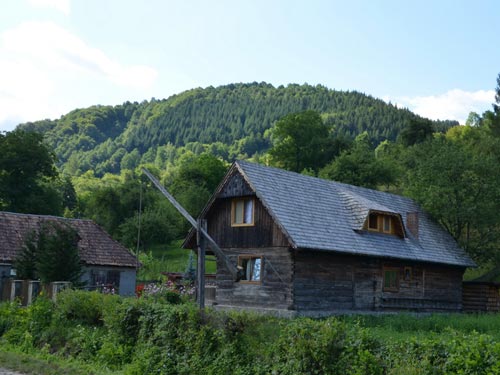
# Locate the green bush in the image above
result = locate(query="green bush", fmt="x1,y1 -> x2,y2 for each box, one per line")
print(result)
54,289 -> 120,326
1,290 -> 500,375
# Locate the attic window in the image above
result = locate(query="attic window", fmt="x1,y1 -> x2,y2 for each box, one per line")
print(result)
238,255 -> 262,283
366,212 -> 402,236
231,197 -> 254,226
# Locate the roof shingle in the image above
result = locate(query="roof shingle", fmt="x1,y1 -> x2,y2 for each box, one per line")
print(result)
0,212 -> 139,268
234,160 -> 475,268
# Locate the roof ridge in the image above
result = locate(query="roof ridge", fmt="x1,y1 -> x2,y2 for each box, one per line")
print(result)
236,160 -> 413,203
0,211 -> 94,223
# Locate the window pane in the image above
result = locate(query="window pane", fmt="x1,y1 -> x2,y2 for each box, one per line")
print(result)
245,259 -> 252,280
251,258 -> 261,280
244,199 -> 253,223
234,200 -> 244,224
383,216 -> 391,232
369,213 -> 378,229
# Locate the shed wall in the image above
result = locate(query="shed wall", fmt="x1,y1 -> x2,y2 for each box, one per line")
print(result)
81,266 -> 137,296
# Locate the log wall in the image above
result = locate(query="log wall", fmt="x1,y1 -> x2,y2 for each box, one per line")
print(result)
206,198 -> 289,249
215,246 -> 293,311
462,282 -> 500,313
293,250 -> 464,314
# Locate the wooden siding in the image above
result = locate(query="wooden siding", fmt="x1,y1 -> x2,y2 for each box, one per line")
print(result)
215,247 -> 293,310
218,172 -> 254,198
462,282 -> 500,313
293,250 -> 464,313
206,198 -> 289,249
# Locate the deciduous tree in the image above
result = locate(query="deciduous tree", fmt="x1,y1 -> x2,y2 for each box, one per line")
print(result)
0,130 -> 60,214
268,110 -> 334,173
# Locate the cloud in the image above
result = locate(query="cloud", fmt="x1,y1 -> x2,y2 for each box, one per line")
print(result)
0,21 -> 158,130
386,89 -> 495,124
2,21 -> 158,89
27,0 -> 71,16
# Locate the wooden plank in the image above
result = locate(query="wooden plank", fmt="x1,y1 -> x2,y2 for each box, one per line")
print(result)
196,219 -> 206,308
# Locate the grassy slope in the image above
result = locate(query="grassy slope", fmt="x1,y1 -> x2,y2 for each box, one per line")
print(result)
137,240 -> 216,282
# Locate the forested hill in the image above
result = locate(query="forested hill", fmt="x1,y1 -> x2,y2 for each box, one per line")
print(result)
18,82 -> 457,176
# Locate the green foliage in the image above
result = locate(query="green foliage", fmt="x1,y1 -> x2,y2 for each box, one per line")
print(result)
402,133 -> 500,262
319,132 -> 397,189
184,251 -> 196,281
14,230 -> 38,279
0,130 -> 61,214
399,117 -> 435,146
2,292 -> 500,374
18,83 -> 455,177
268,110 -> 335,173
118,202 -> 181,249
16,221 -> 84,284
36,222 -> 83,284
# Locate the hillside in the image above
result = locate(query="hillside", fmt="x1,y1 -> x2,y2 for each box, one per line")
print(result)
18,82 -> 457,176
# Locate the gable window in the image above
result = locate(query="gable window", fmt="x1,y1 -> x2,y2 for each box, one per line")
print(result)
383,268 -> 399,292
238,255 -> 262,282
232,197 -> 254,226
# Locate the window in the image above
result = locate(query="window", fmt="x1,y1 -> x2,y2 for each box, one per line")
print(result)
231,197 -> 254,226
383,215 -> 392,233
404,266 -> 412,281
91,270 -> 121,288
383,268 -> 399,292
368,213 -> 378,230
238,255 -> 262,282
367,213 -> 397,235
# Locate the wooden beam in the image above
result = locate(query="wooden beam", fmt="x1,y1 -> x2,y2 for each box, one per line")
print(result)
142,168 -> 239,280
197,219 -> 206,308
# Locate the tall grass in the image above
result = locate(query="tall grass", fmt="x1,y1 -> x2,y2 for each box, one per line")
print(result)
344,313 -> 500,341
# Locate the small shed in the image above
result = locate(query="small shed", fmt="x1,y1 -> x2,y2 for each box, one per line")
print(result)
0,211 -> 140,296
184,161 -> 475,316
462,281 -> 500,313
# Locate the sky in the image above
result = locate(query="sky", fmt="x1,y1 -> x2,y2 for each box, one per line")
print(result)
0,0 -> 499,132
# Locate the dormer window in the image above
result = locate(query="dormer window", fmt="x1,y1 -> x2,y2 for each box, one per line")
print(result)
368,213 -> 378,230
383,215 -> 391,233
231,197 -> 254,226
365,211 -> 404,237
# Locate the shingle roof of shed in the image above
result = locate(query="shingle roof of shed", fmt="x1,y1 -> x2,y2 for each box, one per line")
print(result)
0,212 -> 139,268
233,160 -> 475,268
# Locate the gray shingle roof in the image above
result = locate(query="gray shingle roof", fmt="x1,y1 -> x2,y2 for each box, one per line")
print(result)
234,160 -> 475,268
0,212 -> 139,268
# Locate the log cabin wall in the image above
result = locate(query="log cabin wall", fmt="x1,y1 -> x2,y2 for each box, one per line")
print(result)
206,197 -> 289,248
207,171 -> 293,310
462,282 -> 500,313
293,250 -> 465,314
215,247 -> 293,311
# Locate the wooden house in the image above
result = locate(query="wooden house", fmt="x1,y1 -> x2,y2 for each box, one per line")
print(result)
184,161 -> 475,316
0,212 -> 140,297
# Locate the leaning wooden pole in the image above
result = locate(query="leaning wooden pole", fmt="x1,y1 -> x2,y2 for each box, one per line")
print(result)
196,219 -> 206,308
141,168 -> 239,282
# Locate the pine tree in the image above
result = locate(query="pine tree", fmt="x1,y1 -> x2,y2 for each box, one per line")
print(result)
35,221 -> 84,285
14,230 -> 38,280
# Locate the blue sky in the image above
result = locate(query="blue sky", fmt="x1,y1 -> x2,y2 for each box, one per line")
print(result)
1,0 -> 498,131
